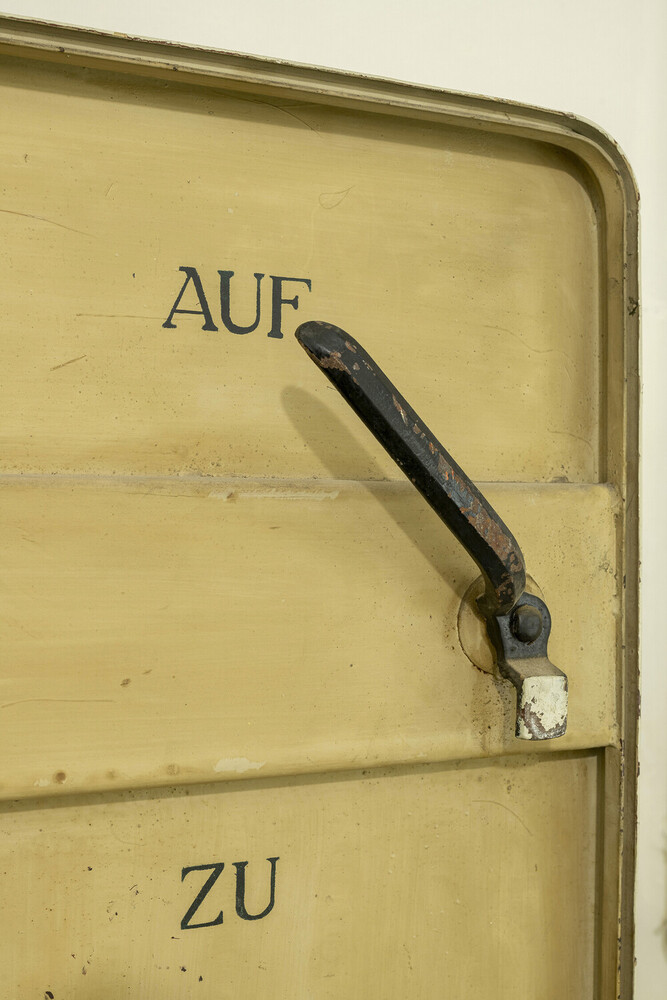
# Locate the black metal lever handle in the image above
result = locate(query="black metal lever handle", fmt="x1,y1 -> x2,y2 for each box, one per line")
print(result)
295,320 -> 568,741
295,320 -> 525,617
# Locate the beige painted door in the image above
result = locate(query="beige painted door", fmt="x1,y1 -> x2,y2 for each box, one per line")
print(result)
0,18 -> 638,998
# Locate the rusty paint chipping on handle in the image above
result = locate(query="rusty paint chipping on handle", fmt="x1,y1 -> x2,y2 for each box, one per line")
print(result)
295,320 -> 567,741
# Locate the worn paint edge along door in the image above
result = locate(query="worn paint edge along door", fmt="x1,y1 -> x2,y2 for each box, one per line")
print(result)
0,15 -> 639,998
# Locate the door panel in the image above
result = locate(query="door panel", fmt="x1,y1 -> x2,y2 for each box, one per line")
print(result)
0,17 -> 638,998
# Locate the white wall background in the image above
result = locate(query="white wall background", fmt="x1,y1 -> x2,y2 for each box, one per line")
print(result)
1,1 -> 665,994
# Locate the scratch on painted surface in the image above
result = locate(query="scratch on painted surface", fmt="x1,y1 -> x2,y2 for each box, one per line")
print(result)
243,96 -> 322,136
472,799 -> 533,836
50,354 -> 87,372
0,207 -> 94,238
209,487 -> 339,501
214,757 -> 266,774
1,698 -> 115,709
75,314 -> 164,319
319,186 -> 354,209
546,426 -> 595,452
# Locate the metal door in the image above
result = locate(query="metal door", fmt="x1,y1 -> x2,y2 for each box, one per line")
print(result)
0,16 -> 638,998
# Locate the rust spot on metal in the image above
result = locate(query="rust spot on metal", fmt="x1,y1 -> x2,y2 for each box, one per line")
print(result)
518,700 -> 547,738
319,350 -> 349,372
393,395 -> 409,426
517,698 -> 566,740
352,362 -> 360,370
436,453 -> 513,561
413,422 -> 421,435
436,451 -> 523,609
345,340 -> 357,353
304,345 -> 350,374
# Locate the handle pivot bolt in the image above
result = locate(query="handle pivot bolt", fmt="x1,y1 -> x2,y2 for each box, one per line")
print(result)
510,604 -> 543,644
